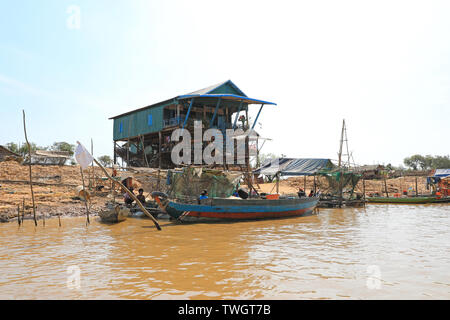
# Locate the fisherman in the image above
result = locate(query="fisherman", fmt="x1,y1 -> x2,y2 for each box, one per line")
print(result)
232,186 -> 240,197
297,188 -> 306,198
197,190 -> 208,204
124,187 -> 135,206
136,188 -> 146,205
308,189 -> 314,197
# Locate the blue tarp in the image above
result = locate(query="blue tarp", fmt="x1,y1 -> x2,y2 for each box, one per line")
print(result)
253,158 -> 334,177
431,169 -> 450,178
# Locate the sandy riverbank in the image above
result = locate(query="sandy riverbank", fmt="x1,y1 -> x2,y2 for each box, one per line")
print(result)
0,160 -> 432,222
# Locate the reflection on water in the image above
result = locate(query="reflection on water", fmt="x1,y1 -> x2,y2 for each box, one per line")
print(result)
0,204 -> 449,299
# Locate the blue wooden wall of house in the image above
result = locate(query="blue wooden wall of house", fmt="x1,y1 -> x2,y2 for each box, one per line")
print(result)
113,103 -> 167,140
111,81 -> 262,141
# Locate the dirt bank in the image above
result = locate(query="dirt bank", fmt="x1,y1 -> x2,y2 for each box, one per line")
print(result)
0,160 -> 117,222
255,175 -> 430,196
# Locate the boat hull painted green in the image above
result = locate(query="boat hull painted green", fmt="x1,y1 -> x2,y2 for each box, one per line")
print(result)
367,196 -> 444,204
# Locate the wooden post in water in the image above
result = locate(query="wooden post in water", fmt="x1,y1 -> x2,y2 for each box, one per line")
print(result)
79,167 -> 90,225
90,138 -> 94,189
17,205 -> 21,226
22,110 -> 38,227
22,198 -> 25,224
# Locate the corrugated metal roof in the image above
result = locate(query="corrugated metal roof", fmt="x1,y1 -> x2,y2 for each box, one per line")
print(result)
253,158 -> 334,176
186,80 -> 229,95
109,80 -> 254,119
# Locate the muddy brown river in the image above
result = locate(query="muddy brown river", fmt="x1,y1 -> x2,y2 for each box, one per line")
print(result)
0,204 -> 449,299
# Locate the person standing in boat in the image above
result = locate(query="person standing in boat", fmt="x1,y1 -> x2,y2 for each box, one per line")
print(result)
198,190 -> 208,204
136,188 -> 146,205
308,189 -> 314,197
298,188 -> 306,198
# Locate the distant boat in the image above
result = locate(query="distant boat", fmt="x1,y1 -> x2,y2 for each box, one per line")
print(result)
367,196 -> 448,204
152,192 -> 319,222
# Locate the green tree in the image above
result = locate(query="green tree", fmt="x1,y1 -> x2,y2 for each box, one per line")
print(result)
431,155 -> 450,169
404,154 -> 426,170
5,142 -> 19,154
51,142 -> 75,156
98,155 -> 113,167
404,154 -> 450,170
18,142 -> 39,157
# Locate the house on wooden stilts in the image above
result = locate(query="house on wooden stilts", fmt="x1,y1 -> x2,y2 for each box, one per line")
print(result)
109,80 -> 276,169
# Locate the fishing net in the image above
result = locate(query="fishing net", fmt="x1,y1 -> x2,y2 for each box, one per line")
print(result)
168,167 -> 243,199
319,169 -> 362,195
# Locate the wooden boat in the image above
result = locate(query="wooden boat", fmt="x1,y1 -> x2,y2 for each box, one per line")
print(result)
367,196 -> 444,204
98,205 -> 130,223
152,192 -> 319,222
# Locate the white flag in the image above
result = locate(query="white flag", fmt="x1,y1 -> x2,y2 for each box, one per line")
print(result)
75,142 -> 93,170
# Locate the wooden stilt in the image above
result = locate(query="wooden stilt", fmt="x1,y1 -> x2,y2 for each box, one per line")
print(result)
22,110 -> 38,227
113,141 -> 117,165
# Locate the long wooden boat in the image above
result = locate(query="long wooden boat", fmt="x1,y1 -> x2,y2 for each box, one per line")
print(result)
367,196 -> 447,204
152,192 -> 319,222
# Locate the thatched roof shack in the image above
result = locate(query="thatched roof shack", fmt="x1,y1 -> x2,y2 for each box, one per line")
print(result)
353,164 -> 385,179
0,145 -> 21,162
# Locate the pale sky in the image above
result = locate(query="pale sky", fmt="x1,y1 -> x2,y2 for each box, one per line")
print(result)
1,0 -> 449,167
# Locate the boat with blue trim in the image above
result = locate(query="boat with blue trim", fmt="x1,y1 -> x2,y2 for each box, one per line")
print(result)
151,192 -> 319,222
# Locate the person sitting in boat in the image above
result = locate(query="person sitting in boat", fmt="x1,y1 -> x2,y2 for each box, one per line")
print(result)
297,188 -> 306,198
198,190 -> 208,204
136,188 -> 146,205
232,187 -> 240,197
308,189 -> 314,197
124,187 -> 135,206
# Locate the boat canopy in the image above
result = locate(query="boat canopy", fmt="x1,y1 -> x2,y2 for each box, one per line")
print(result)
253,158 -> 334,177
431,169 -> 450,178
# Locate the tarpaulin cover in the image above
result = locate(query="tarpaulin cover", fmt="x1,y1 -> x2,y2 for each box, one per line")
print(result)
432,169 -> 450,178
253,158 -> 334,176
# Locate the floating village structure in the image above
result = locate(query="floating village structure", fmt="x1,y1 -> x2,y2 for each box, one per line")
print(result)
110,80 -> 276,169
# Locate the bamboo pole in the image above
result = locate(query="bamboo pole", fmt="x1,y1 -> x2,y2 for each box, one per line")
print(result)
17,205 -> 21,226
92,158 -> 161,231
157,131 -> 162,190
90,138 -> 94,188
22,110 -> 37,226
415,177 -> 419,197
362,178 -> 366,207
22,198 -> 25,224
384,177 -> 389,198
79,167 -> 90,225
